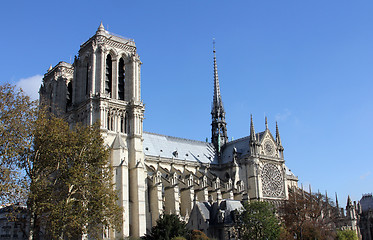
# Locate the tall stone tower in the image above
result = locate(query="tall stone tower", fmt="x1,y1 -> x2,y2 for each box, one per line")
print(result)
40,23 -> 146,238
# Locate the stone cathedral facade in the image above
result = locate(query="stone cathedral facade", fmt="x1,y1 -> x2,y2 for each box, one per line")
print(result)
39,24 -> 298,239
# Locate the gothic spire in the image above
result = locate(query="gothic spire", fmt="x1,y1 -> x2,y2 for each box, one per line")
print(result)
250,114 -> 256,141
211,39 -> 228,153
265,116 -> 268,130
212,40 -> 223,113
335,192 -> 339,209
276,121 -> 282,145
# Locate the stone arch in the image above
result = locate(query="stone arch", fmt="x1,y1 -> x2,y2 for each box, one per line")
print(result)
105,54 -> 113,95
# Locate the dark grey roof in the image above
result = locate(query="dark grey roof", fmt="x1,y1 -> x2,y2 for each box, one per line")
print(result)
196,202 -> 211,221
143,132 -> 216,164
210,199 -> 244,224
219,136 -> 251,164
285,165 -> 296,177
360,194 -> 373,212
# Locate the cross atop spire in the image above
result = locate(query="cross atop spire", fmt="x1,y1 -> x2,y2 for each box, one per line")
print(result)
211,40 -> 228,153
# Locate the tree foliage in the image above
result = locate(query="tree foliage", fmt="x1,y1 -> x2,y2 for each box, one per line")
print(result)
336,230 -> 358,240
25,115 -> 122,239
0,84 -> 36,205
143,214 -> 189,240
240,201 -> 281,240
190,230 -> 210,240
280,190 -> 338,240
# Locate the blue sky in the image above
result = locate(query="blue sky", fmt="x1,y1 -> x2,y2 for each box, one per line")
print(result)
1,1 -> 372,206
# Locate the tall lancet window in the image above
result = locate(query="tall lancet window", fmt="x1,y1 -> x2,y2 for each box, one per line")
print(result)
118,58 -> 125,100
85,62 -> 89,95
67,81 -> 72,108
105,55 -> 112,96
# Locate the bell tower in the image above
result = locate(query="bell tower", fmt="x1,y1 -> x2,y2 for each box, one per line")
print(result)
68,23 -> 146,238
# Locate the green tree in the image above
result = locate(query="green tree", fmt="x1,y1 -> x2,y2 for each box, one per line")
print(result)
143,214 -> 189,240
336,230 -> 358,240
24,115 -> 122,239
0,84 -> 36,205
240,201 -> 281,240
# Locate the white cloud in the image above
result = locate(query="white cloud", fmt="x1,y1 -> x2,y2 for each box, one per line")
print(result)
275,109 -> 291,122
16,75 -> 43,100
360,171 -> 371,180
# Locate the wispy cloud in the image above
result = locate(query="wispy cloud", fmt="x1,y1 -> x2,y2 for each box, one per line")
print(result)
275,109 -> 291,122
360,171 -> 371,180
16,75 -> 43,100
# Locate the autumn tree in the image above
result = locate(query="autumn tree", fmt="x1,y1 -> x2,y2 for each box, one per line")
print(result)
24,115 -> 122,239
240,201 -> 281,240
280,189 -> 338,240
0,84 -> 37,205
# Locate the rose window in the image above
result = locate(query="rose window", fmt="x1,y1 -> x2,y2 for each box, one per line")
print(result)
261,163 -> 284,197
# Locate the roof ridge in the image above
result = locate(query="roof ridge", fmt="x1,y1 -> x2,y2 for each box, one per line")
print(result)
144,131 -> 212,145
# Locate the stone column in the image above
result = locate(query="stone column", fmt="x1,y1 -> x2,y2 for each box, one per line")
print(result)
149,172 -> 163,227
164,173 -> 180,215
180,175 -> 194,218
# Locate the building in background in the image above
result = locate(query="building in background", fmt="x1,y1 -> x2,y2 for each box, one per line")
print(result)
358,194 -> 373,240
0,204 -> 28,240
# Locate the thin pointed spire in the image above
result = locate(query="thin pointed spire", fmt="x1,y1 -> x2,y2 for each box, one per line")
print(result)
335,192 -> 339,209
276,121 -> 282,146
265,116 -> 268,130
250,114 -> 256,141
211,39 -> 228,152
212,39 -> 223,113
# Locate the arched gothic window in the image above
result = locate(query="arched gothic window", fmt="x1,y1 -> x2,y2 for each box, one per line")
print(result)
85,62 -> 89,95
67,81 -> 72,108
118,58 -> 125,100
105,55 -> 112,95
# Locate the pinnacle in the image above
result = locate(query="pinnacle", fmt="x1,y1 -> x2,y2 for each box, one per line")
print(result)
98,21 -> 105,31
265,116 -> 268,129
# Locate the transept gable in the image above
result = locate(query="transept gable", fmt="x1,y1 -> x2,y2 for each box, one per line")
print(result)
258,130 -> 278,157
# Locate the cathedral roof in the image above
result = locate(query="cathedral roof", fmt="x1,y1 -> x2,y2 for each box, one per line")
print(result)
218,135 -> 254,164
143,132 -> 216,164
360,194 -> 373,213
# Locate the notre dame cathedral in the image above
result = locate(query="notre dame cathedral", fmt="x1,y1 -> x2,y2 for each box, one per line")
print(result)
39,23 -> 298,239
